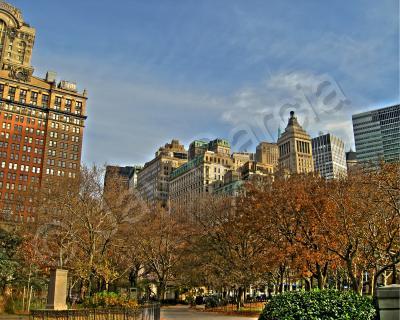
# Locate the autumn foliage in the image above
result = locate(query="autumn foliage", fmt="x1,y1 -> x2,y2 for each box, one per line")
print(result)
2,162 -> 399,305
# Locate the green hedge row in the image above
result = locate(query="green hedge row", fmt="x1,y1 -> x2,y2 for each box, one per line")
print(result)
259,290 -> 377,320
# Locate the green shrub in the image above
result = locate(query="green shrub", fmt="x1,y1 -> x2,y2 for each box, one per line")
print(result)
205,295 -> 228,308
82,291 -> 138,309
258,290 -> 377,320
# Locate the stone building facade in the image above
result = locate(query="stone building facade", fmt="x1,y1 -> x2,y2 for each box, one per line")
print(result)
169,139 -> 232,206
137,139 -> 187,205
277,111 -> 314,174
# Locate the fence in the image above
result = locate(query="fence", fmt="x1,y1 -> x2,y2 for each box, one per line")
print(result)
30,305 -> 160,320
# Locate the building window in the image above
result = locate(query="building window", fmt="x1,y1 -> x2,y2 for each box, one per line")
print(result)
7,87 -> 16,101
41,94 -> 49,107
19,89 -> 27,103
65,99 -> 72,112
54,96 -> 62,110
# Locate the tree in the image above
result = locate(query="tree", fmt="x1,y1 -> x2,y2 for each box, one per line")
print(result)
133,206 -> 188,300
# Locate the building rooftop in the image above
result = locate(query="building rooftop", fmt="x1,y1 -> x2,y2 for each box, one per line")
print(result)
346,150 -> 357,161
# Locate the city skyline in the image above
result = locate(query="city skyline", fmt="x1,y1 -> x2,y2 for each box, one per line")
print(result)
11,0 -> 399,166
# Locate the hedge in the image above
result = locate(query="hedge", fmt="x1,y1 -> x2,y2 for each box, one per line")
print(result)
258,290 -> 377,320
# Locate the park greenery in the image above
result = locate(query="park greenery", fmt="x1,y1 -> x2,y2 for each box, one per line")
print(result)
258,290 -> 377,320
0,162 -> 398,315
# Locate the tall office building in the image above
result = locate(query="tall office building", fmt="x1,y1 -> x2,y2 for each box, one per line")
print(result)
277,111 -> 314,174
352,104 -> 400,163
0,2 -> 87,222
137,139 -> 187,205
312,133 -> 347,179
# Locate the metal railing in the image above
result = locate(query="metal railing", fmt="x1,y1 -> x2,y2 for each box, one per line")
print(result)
30,304 -> 160,320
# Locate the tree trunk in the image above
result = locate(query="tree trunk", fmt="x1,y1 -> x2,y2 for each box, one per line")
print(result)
392,264 -> 398,284
346,258 -> 360,294
157,281 -> 166,301
304,277 -> 311,291
236,287 -> 245,310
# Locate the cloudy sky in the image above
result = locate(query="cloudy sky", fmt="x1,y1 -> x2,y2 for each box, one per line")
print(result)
12,0 -> 399,166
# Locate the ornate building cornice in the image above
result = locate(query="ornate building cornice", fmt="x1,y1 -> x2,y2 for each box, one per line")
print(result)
0,1 -> 23,23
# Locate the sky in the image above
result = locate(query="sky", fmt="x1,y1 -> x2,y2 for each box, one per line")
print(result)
11,0 -> 400,166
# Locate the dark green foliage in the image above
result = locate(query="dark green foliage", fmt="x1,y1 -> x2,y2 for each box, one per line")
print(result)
258,290 -> 377,320
204,295 -> 228,308
0,228 -> 22,292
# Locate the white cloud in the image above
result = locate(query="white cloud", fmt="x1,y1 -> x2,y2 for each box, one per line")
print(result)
222,71 -> 356,151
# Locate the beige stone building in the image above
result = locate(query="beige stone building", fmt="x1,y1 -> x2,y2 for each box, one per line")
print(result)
0,2 -> 87,222
256,142 -> 279,168
277,111 -> 314,174
137,139 -> 187,205
241,160 -> 274,180
169,139 -> 232,206
231,152 -> 254,171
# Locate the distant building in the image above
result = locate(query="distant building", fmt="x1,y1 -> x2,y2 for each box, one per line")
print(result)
352,104 -> 400,163
188,140 -> 208,161
137,139 -> 187,205
128,166 -> 142,189
346,150 -> 358,170
312,133 -> 347,179
104,165 -> 142,192
214,170 -> 243,196
255,142 -> 279,173
169,139 -> 232,206
240,160 -> 274,180
231,152 -> 254,171
277,111 -> 314,174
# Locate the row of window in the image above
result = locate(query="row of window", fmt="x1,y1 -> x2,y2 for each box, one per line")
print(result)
46,159 -> 78,169
45,168 -> 76,178
49,112 -> 83,125
0,171 -> 39,183
0,152 -> 42,164
50,121 -> 81,133
1,103 -> 48,120
0,142 -> 44,155
0,85 -> 84,114
49,131 -> 80,142
0,132 -> 45,146
0,161 -> 41,173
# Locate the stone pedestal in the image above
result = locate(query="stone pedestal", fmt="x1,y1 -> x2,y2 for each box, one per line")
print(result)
46,269 -> 68,310
377,284 -> 400,320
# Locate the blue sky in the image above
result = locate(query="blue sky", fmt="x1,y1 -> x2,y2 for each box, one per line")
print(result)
12,0 -> 399,166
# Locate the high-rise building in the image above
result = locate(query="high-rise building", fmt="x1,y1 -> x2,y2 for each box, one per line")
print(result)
0,2 -> 87,223
169,139 -> 232,206
312,133 -> 347,179
104,165 -> 142,192
255,142 -> 279,172
352,104 -> 400,163
137,139 -> 187,205
277,111 -> 314,174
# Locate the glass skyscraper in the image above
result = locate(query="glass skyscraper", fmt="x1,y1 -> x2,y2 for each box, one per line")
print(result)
312,133 -> 347,179
352,104 -> 400,163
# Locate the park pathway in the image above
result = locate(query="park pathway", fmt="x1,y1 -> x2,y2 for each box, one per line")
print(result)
161,305 -> 259,320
